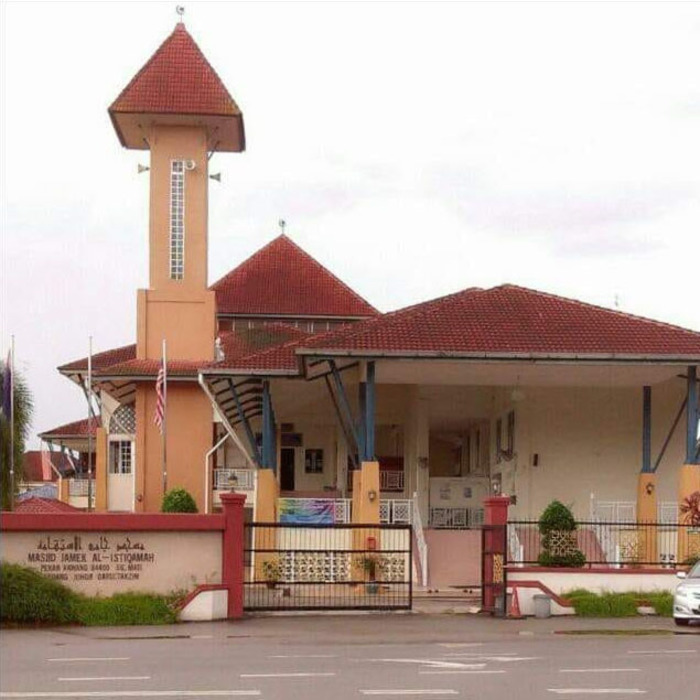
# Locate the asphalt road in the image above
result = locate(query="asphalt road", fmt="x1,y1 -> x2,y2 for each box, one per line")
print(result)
1,615 -> 698,699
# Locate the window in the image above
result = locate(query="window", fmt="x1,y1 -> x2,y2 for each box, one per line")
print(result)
109,441 -> 133,475
169,160 -> 185,280
305,449 -> 324,473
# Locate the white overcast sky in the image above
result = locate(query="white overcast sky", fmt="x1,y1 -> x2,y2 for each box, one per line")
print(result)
1,0 -> 699,447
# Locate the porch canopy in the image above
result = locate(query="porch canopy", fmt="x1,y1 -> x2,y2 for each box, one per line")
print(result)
291,285 -> 700,472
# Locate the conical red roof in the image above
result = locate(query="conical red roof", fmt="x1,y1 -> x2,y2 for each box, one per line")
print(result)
211,235 -> 379,318
110,23 -> 241,116
109,23 -> 244,150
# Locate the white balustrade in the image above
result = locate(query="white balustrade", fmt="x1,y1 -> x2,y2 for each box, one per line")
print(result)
69,479 -> 91,496
214,468 -> 255,491
411,493 -> 429,587
380,499 -> 412,525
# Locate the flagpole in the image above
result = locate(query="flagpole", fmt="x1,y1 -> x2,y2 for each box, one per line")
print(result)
9,335 -> 15,511
87,336 -> 94,512
162,338 -> 168,496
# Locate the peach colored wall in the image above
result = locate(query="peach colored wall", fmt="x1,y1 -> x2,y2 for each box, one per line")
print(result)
424,529 -> 482,588
148,125 -> 209,293
137,288 -> 216,360
1,531 -> 221,596
95,428 -> 108,512
135,383 -> 213,513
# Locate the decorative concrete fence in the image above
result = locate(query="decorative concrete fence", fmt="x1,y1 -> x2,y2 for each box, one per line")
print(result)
0,493 -> 246,620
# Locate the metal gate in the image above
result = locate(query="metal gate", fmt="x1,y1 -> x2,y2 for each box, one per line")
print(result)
481,524 -> 507,616
244,522 -> 412,611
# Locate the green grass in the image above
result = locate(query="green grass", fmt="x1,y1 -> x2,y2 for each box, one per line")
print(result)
562,588 -> 674,618
76,593 -> 177,626
1,563 -> 178,627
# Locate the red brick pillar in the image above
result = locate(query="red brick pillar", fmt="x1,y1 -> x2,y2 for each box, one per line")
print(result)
220,492 -> 246,619
482,496 -> 511,612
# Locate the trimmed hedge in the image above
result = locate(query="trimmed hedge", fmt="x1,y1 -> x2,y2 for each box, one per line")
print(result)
537,501 -> 586,568
564,588 -> 673,617
1,562 -> 177,626
161,488 -> 198,513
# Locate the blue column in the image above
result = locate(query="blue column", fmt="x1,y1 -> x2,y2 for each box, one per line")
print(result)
687,366 -> 699,464
358,381 -> 367,461
642,386 -> 651,473
365,361 -> 376,461
262,380 -> 273,471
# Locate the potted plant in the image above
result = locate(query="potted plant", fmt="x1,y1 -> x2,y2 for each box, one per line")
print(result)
360,554 -> 385,594
261,558 -> 281,590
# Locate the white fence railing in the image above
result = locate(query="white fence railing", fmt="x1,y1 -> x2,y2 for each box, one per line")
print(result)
590,498 -> 681,523
380,470 -> 405,492
214,468 -> 256,491
69,479 -> 91,496
411,493 -> 429,587
334,499 -> 352,523
380,499 -> 412,525
429,507 -> 484,529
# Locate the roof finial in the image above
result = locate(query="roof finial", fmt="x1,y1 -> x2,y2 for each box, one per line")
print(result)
176,5 -> 185,23
278,219 -> 287,236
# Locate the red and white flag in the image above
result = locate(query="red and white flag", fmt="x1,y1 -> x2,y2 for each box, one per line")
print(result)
154,364 -> 165,433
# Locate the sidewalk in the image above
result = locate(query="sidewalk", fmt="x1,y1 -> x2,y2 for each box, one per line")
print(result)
43,611 -> 695,646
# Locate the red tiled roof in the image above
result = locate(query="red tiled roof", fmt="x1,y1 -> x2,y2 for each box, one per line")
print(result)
13,497 -> 80,514
109,23 -> 241,118
59,344 -> 136,373
207,328 -> 318,374
218,324 -> 310,361
298,285 -> 700,359
39,418 -> 101,440
23,451 -> 74,482
211,235 -> 379,318
93,359 -> 202,378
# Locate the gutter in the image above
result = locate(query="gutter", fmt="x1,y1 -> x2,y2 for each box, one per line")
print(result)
295,349 -> 700,364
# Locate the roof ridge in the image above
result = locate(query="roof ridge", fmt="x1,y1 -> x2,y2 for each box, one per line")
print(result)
496,284 -> 700,337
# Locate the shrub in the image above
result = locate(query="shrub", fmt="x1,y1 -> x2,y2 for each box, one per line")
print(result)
562,588 -> 673,618
76,593 -> 177,626
1,563 -> 178,626
1,562 -> 80,624
537,500 -> 586,568
161,488 -> 198,513
645,592 -> 673,617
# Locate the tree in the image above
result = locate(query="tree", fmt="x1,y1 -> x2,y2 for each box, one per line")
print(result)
0,359 -> 34,510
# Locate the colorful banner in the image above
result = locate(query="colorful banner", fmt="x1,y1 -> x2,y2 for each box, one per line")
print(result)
278,498 -> 335,524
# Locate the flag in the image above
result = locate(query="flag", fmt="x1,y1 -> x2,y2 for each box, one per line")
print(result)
154,365 -> 165,433
2,350 -> 11,420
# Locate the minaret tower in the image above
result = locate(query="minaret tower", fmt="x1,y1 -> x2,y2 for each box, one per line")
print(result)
108,21 -> 244,511
109,21 -> 244,360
